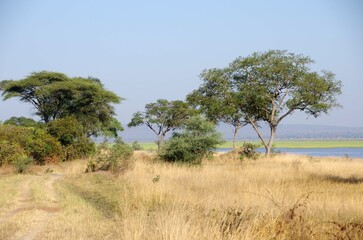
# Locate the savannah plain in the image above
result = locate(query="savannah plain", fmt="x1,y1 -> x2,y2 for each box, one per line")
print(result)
1,151 -> 363,240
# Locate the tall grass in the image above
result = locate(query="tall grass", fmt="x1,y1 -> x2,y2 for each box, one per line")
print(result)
1,152 -> 363,239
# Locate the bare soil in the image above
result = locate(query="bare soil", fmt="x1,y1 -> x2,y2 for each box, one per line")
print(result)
0,174 -> 62,240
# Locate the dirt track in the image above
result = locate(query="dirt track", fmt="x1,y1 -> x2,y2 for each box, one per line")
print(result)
0,174 -> 62,240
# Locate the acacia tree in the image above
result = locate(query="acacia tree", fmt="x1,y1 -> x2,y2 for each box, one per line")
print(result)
187,68 -> 248,149
230,50 -> 342,156
3,116 -> 42,128
0,71 -> 123,137
128,99 -> 194,149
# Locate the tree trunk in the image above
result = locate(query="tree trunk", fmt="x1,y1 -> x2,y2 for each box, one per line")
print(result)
157,134 -> 164,150
248,118 -> 277,158
232,127 -> 239,149
43,116 -> 50,124
266,125 -> 277,158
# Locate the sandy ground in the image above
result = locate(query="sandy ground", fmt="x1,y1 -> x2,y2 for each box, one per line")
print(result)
0,173 -> 62,240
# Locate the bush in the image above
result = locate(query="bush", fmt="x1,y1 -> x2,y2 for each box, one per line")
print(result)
159,116 -> 224,164
27,128 -> 63,164
63,139 -> 96,161
131,141 -> 143,150
12,156 -> 33,173
0,125 -> 61,164
0,140 -> 26,166
238,142 -> 259,160
47,117 -> 96,160
86,142 -> 134,174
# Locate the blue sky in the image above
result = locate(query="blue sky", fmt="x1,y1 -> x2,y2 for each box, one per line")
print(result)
0,0 -> 362,127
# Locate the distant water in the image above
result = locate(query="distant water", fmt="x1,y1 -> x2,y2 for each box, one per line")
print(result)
218,148 -> 363,158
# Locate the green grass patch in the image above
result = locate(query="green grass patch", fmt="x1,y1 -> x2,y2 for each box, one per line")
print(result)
218,140 -> 363,149
136,140 -> 363,150
134,142 -> 158,150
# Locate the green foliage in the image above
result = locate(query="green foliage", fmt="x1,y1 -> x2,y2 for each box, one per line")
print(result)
189,50 -> 342,156
86,142 -> 134,174
63,138 -> 96,161
0,71 -> 123,137
187,69 -> 248,147
12,156 -> 33,173
128,99 -> 195,149
238,142 -> 259,160
47,117 -> 96,160
0,140 -> 27,166
3,116 -> 43,128
131,141 -> 143,150
47,116 -> 83,146
0,125 -> 61,164
230,50 -> 341,156
159,116 -> 224,164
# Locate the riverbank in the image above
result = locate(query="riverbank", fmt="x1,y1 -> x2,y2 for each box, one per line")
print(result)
135,140 -> 363,150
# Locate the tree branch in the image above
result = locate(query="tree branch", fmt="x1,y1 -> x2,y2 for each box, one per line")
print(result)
248,117 -> 267,148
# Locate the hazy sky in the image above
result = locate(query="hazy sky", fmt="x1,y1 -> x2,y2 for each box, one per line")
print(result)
1,0 -> 362,127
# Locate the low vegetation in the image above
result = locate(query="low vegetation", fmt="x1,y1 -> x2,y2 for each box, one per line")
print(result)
1,152 -> 362,239
85,140 -> 134,174
159,116 -> 224,164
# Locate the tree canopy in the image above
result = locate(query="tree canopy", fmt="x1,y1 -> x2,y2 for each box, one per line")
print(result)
188,50 -> 342,157
0,71 -> 123,137
187,68 -> 248,148
128,99 -> 194,149
3,116 -> 42,128
230,50 -> 341,156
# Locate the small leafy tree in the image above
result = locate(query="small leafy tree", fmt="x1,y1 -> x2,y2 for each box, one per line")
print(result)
128,99 -> 194,149
187,68 -> 248,149
159,115 -> 224,164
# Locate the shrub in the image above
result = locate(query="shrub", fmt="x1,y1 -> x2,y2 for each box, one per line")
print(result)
86,142 -> 134,174
63,138 -> 96,161
27,128 -> 62,164
238,142 -> 259,160
47,116 -> 82,146
0,125 -> 61,164
131,141 -> 143,150
0,140 -> 26,166
47,117 -> 96,160
159,116 -> 224,164
12,156 -> 33,173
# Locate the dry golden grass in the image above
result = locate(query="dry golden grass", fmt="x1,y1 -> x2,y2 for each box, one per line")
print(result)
1,152 -> 363,239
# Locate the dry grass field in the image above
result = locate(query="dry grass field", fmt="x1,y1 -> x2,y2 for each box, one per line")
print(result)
1,152 -> 363,239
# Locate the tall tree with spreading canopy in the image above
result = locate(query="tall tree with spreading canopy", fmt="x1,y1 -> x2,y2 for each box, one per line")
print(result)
128,99 -> 194,149
188,50 -> 342,157
230,50 -> 342,156
0,71 -> 123,137
187,68 -> 248,149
